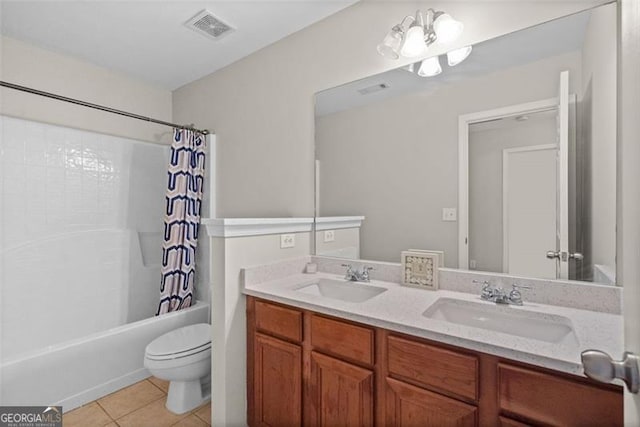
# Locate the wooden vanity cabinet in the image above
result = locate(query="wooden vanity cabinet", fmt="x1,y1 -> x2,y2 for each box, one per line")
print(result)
247,296 -> 623,427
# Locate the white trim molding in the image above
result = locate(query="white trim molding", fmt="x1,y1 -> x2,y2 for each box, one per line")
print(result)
315,216 -> 365,231
203,218 -> 314,237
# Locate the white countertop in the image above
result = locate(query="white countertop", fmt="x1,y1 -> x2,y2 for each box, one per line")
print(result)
243,272 -> 623,377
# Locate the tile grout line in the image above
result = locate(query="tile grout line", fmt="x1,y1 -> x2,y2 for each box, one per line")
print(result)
192,404 -> 211,425
95,400 -> 115,423
97,380 -> 166,421
146,377 -> 169,394
193,413 -> 211,425
115,396 -> 184,424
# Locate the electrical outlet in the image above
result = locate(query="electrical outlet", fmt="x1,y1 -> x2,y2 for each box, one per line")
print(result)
280,234 -> 295,249
470,259 -> 477,269
442,208 -> 457,222
324,230 -> 335,242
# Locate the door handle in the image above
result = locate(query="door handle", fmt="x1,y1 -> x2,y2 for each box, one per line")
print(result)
581,350 -> 640,393
546,250 -> 560,259
569,252 -> 584,261
547,251 -> 583,261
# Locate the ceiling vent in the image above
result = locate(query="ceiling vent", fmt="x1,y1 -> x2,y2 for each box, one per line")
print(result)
358,83 -> 390,95
184,10 -> 234,41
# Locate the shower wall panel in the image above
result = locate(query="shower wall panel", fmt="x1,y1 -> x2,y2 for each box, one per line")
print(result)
0,116 -> 168,360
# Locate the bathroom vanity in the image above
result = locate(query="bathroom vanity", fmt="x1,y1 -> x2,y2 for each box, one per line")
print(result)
243,259 -> 623,427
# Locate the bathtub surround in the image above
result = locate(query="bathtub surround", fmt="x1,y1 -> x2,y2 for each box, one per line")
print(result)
158,129 -> 207,314
0,116 -> 170,359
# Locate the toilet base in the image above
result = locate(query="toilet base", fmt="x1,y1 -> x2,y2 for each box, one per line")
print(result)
166,377 -> 211,414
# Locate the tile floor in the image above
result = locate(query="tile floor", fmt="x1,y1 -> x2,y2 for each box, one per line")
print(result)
63,378 -> 211,427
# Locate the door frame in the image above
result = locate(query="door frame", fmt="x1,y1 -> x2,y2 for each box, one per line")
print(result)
619,0 -> 640,420
458,97 -> 558,269
502,144 -> 558,274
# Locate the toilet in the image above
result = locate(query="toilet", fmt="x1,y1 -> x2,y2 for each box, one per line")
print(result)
144,323 -> 211,414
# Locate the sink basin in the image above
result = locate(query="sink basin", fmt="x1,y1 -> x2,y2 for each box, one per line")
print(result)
295,279 -> 387,303
423,298 -> 578,345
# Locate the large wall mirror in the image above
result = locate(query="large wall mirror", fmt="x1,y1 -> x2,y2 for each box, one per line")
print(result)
314,3 -> 617,286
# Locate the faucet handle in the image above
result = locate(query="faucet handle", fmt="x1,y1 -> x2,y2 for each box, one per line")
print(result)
360,266 -> 374,281
508,283 -> 531,305
473,280 -> 493,300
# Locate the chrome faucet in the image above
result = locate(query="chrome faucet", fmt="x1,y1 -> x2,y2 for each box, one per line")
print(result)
342,264 -> 374,282
473,280 -> 531,306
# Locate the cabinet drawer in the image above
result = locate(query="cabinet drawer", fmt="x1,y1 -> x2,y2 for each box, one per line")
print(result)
310,314 -> 374,366
498,363 -> 623,426
387,335 -> 478,402
255,300 -> 302,343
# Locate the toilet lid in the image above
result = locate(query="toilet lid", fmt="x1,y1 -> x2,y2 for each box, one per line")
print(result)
146,323 -> 211,357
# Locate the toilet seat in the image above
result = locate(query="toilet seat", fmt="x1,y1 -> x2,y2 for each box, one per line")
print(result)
145,323 -> 211,360
144,346 -> 211,371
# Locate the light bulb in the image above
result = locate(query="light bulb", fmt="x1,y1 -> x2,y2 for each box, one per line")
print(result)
377,27 -> 403,60
434,14 -> 464,44
417,56 -> 442,77
447,46 -> 472,66
400,25 -> 427,57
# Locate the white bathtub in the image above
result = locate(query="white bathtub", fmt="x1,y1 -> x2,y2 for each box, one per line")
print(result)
0,301 -> 210,412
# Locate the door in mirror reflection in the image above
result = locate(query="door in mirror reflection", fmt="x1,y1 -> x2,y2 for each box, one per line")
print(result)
467,71 -> 571,281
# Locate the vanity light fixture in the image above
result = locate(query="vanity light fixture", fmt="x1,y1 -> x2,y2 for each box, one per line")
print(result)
400,12 -> 427,57
417,56 -> 442,77
446,45 -> 473,66
410,45 -> 471,79
377,9 -> 464,60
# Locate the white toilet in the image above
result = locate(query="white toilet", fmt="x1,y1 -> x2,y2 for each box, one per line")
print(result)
144,323 -> 211,414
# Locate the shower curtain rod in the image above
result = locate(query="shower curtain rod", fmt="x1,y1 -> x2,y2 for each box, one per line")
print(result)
0,80 -> 210,135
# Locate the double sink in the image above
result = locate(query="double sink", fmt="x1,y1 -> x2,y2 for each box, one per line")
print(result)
295,278 -> 577,345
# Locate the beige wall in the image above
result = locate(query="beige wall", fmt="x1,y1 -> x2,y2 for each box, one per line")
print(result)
0,36 -> 172,143
580,3 -> 617,277
315,227 -> 360,259
173,1 -> 607,219
210,232 -> 310,426
317,51 -> 581,266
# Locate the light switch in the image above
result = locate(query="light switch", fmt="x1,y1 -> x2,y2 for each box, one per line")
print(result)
442,208 -> 457,221
280,234 -> 295,248
324,230 -> 335,242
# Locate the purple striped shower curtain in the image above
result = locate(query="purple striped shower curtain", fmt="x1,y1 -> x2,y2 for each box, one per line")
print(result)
157,128 -> 206,315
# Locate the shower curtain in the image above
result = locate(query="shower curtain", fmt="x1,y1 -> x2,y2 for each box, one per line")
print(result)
157,128 -> 206,315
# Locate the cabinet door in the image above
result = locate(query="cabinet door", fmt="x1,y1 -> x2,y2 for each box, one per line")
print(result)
386,377 -> 477,427
309,351 -> 374,426
254,333 -> 302,427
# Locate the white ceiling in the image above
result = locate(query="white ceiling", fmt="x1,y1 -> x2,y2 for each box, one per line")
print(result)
0,0 -> 357,90
315,8 -> 591,116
